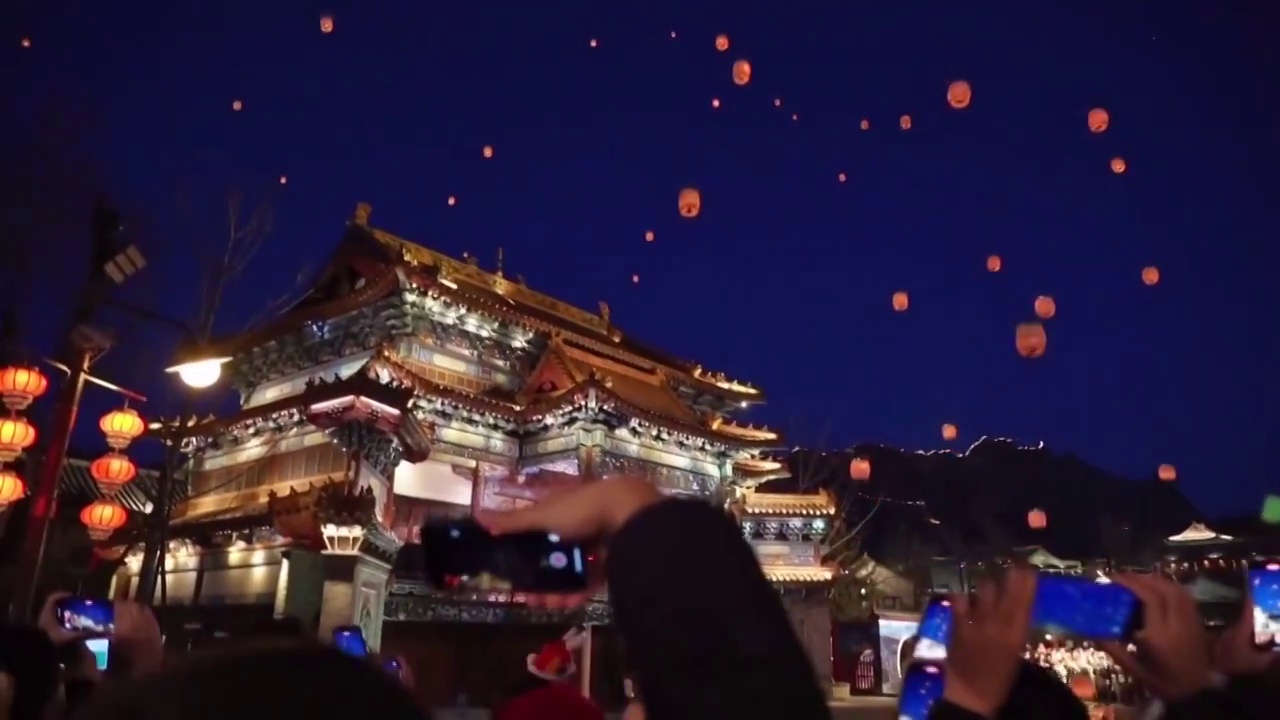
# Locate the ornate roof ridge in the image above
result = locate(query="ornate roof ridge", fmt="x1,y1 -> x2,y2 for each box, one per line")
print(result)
738,488 -> 836,516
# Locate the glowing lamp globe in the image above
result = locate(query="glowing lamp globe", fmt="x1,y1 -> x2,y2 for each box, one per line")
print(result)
90,452 -> 139,496
0,469 -> 26,506
166,356 -> 230,389
0,365 -> 49,411
80,499 -> 128,541
99,408 -> 145,451
0,415 -> 37,463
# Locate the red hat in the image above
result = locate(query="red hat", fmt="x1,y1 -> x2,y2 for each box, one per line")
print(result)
526,625 -> 588,682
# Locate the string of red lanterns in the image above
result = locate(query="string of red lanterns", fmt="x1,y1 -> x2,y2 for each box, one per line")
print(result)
0,362 -> 145,541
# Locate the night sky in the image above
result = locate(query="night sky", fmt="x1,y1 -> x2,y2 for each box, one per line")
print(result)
4,3 -> 1276,517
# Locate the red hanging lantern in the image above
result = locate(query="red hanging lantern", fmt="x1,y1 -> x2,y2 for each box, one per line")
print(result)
99,407 -> 145,451
0,415 -> 37,463
0,469 -> 26,506
0,365 -> 49,411
1027,508 -> 1048,530
80,499 -> 128,541
90,452 -> 138,495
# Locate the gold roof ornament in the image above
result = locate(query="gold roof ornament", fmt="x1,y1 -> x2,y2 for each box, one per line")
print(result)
738,488 -> 836,516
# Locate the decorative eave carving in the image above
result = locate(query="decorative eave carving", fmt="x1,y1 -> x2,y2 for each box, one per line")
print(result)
267,479 -> 377,551
732,489 -> 837,518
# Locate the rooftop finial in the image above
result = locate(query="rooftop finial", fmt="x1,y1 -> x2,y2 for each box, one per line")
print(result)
496,247 -> 505,278
352,202 -> 372,226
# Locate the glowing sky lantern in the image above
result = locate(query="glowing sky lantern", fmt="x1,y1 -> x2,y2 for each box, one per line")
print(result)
631,274 -> 640,284
1142,266 -> 1160,286
483,145 -> 494,159
900,115 -> 912,130
837,172 -> 847,183
644,230 -> 654,242
773,98 -> 782,108
1027,508 -> 1048,530
279,175 -> 288,185
892,291 -> 909,312
711,98 -> 721,109
732,59 -> 752,86
986,255 -> 1002,272
860,119 -> 869,131
589,38 -> 598,48
1016,322 -> 1047,359
320,15 -> 334,34
849,457 -> 871,482
1034,295 -> 1056,320
941,423 -> 958,441
678,188 -> 701,218
447,196 -> 457,206
715,34 -> 729,51
1088,108 -> 1109,133
1157,464 -> 1177,482
232,99 -> 243,112
1110,157 -> 1126,174
946,80 -> 972,109
20,38 -> 32,49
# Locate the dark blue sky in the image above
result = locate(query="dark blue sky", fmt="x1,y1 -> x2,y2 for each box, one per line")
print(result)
5,2 -> 1277,516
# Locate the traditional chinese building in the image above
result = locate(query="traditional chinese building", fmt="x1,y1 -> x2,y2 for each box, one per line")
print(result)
109,203 -> 785,707
731,488 -> 835,692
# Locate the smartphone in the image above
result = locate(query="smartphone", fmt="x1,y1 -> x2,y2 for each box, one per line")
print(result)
83,638 -> 110,671
1247,560 -> 1280,650
898,662 -> 945,720
332,625 -> 368,658
1033,574 -> 1142,641
54,597 -> 115,635
913,596 -> 953,661
420,518 -> 588,594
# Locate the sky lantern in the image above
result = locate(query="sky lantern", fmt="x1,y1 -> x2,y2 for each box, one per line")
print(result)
849,457 -> 871,482
986,255 -> 1002,272
0,365 -> 48,412
1088,108 -> 1109,133
773,98 -> 782,108
0,469 -> 25,507
482,145 -> 494,159
946,80 -> 972,109
20,38 -> 31,49
1110,157 -> 1126,174
90,452 -> 138,496
711,98 -> 721,109
1142,266 -> 1160,285
860,119 -> 869,131
791,113 -> 798,122
631,274 -> 640,284
1034,295 -> 1056,320
892,291 -> 909,312
1016,322 -> 1047,359
81,499 -> 128,541
1027,508 -> 1048,530
837,172 -> 847,183
99,407 -> 145,451
715,34 -> 729,51
732,59 -> 752,86
899,115 -> 912,130
320,15 -> 334,33
1157,464 -> 1177,482
589,38 -> 598,48
670,31 -> 676,39
678,188 -> 701,218
231,99 -> 243,112
644,230 -> 654,242
279,176 -> 288,185
447,196 -> 456,206
0,415 -> 36,463
941,423 -> 958,441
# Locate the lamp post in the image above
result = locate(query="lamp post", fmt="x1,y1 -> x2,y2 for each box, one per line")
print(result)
132,353 -> 230,605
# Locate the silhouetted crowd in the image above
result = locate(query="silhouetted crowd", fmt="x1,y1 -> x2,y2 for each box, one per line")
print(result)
0,477 -> 1276,720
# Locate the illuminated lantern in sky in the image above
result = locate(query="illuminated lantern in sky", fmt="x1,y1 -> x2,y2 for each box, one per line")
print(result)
1027,508 -> 1048,530
947,80 -> 972,109
1142,266 -> 1160,286
837,172 -> 847,183
1016,322 -> 1047,359
589,38 -> 598,48
715,34 -> 729,51
986,255 -> 1002,272
900,115 -> 912,130
1088,108 -> 1109,133
860,119 -> 869,131
849,458 -> 871,482
232,99 -> 243,112
773,98 -> 782,108
941,423 -> 958,441
1034,296 -> 1056,320
320,15 -> 334,34
644,231 -> 654,242
1157,464 -> 1177,482
483,145 -> 494,159
1110,157 -> 1126,174
711,98 -> 721,109
447,196 -> 457,206
892,291 -> 909,312
631,274 -> 639,284
732,59 -> 751,86
678,188 -> 701,218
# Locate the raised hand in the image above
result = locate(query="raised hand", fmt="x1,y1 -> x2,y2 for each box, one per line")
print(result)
1212,599 -> 1277,678
1101,573 -> 1212,701
941,567 -> 1038,718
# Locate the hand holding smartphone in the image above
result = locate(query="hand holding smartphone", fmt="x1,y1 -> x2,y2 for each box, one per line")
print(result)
1248,560 -> 1280,650
420,518 -> 589,594
53,597 -> 114,671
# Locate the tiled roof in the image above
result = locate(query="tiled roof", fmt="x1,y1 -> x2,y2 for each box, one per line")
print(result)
761,566 -> 835,584
740,489 -> 836,516
57,457 -> 183,515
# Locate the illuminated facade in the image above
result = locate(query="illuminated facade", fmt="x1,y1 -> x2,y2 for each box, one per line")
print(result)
732,488 -> 836,690
110,202 -> 785,653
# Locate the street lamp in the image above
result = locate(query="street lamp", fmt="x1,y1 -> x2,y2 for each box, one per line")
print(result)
164,356 -> 231,390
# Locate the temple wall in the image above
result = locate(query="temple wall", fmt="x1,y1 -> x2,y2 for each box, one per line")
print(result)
784,594 -> 833,692
120,546 -> 285,606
